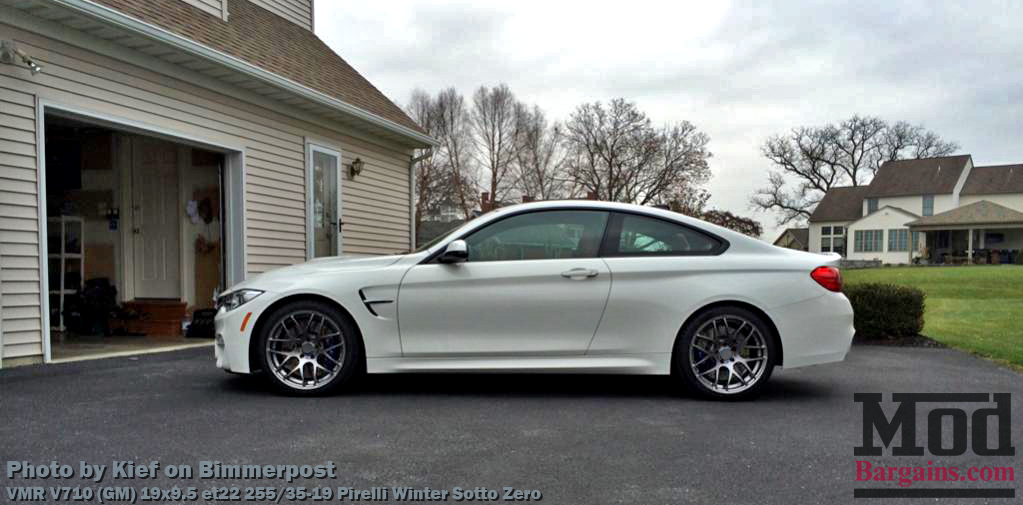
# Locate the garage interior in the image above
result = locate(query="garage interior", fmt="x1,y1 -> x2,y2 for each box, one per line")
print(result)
44,114 -> 225,360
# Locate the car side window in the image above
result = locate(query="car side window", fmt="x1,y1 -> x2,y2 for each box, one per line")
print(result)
613,214 -> 722,255
463,210 -> 609,262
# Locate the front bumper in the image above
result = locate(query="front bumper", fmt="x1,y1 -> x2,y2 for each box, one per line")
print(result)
214,294 -> 274,374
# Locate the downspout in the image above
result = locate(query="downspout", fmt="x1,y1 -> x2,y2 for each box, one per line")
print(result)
409,148 -> 432,251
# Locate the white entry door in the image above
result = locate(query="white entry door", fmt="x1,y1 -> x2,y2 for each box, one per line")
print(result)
132,137 -> 181,299
307,144 -> 341,258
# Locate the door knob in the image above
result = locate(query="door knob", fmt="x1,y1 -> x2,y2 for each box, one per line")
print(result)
561,268 -> 599,279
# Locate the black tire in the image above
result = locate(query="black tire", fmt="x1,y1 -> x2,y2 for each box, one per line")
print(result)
255,300 -> 362,396
673,306 -> 778,400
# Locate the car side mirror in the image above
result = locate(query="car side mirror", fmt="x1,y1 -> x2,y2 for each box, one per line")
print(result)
438,239 -> 468,264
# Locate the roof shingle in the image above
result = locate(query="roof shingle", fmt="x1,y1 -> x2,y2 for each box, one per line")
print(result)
907,200 -> 1023,227
808,186 -> 870,222
961,164 -> 1023,195
90,0 -> 425,134
865,155 -> 972,197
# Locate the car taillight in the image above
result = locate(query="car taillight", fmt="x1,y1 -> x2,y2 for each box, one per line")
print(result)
810,266 -> 842,292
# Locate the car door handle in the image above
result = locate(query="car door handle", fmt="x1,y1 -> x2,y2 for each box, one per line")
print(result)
561,268 -> 599,279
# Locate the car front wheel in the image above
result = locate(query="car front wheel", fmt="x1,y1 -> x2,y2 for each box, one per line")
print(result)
255,300 -> 361,396
674,307 -> 777,400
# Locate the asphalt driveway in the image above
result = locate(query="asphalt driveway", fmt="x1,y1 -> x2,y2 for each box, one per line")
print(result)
1,345 -> 1020,504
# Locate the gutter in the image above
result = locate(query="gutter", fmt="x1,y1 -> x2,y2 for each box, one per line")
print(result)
52,0 -> 439,148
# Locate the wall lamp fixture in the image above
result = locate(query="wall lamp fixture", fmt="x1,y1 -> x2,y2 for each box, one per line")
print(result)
349,157 -> 365,178
0,41 -> 43,75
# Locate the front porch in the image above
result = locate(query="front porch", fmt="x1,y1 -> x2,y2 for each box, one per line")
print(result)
917,229 -> 1023,265
907,200 -> 1023,265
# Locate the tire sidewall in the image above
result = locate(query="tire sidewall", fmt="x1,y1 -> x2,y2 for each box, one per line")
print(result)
255,300 -> 362,396
673,307 -> 777,400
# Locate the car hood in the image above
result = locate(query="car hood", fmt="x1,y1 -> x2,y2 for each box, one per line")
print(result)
228,254 -> 408,292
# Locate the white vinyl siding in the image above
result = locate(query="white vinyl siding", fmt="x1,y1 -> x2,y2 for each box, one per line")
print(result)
177,0 -> 228,20
0,83 -> 43,360
0,23 -> 413,363
247,0 -> 313,30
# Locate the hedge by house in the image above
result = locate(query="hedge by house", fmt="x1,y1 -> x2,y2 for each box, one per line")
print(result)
843,283 -> 925,340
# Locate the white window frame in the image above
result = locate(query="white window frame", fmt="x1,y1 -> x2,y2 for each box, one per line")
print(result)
305,142 -> 343,259
888,228 -> 909,252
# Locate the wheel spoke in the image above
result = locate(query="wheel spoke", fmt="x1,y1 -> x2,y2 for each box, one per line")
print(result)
267,310 -> 346,390
733,364 -> 749,385
733,321 -> 748,340
690,315 -> 768,395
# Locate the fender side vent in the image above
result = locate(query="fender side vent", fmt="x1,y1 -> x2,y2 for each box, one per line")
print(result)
359,289 -> 393,317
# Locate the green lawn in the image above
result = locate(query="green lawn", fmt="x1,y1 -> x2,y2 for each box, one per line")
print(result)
843,265 -> 1023,370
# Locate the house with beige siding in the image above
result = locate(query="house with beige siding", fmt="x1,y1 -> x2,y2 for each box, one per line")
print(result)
772,227 -> 808,251
0,0 -> 436,367
808,155 -> 1023,265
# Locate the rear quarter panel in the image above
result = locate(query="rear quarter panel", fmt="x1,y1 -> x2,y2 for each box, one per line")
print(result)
589,252 -> 841,358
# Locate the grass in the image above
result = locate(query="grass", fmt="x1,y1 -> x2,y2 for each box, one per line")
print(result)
843,265 -> 1023,370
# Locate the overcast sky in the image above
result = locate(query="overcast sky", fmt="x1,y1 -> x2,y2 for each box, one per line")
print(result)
316,0 -> 1023,240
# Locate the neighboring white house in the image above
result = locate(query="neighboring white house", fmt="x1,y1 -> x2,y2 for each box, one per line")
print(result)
808,155 -> 1023,265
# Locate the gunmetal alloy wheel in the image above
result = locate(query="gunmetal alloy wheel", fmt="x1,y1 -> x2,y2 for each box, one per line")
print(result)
677,308 -> 776,398
266,310 -> 345,390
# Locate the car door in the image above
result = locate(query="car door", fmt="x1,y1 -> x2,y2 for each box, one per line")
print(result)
398,210 -> 612,356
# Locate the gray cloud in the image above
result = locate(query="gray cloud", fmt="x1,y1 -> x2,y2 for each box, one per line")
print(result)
316,0 -> 1023,239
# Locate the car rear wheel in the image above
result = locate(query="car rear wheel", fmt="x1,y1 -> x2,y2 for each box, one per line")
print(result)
255,300 -> 361,396
674,307 -> 777,400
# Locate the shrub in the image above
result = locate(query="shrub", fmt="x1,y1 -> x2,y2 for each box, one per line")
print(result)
1016,252 -> 1023,265
843,283 -> 925,340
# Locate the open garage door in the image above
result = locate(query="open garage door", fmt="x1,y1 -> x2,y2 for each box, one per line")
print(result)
41,110 -> 243,361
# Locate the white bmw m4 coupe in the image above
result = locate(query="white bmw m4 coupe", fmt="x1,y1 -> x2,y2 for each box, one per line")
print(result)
214,200 -> 854,399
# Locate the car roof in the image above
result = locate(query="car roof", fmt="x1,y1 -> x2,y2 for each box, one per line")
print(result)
428,200 -> 777,255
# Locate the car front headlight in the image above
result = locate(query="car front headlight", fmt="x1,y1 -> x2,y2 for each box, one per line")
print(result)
216,289 -> 264,312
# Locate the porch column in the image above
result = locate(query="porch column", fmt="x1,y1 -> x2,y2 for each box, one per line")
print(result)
968,227 -> 974,263
979,229 -> 985,249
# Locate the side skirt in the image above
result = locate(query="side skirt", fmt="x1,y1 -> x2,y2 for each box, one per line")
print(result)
365,354 -> 672,375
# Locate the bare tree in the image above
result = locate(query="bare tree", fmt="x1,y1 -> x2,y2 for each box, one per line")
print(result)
699,209 -> 763,238
563,98 -> 711,205
513,103 -> 567,200
751,115 -> 959,224
433,88 -> 479,219
878,120 -> 960,169
471,84 -> 519,205
406,90 -> 444,235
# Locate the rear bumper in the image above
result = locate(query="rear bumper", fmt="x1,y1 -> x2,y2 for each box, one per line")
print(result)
771,291 -> 855,369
